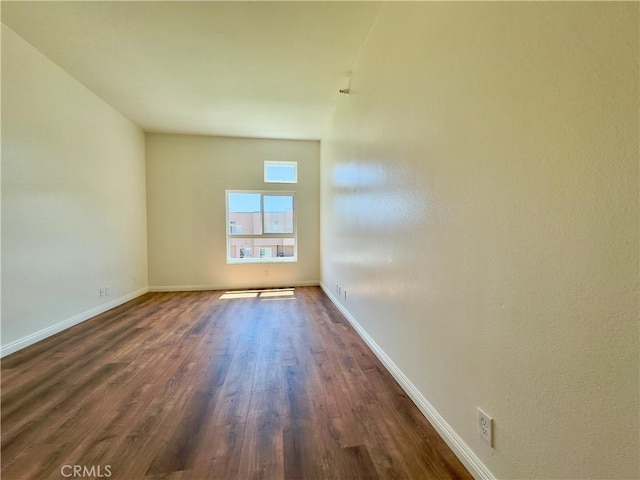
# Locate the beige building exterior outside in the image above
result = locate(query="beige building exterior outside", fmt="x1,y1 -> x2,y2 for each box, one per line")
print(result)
228,211 -> 295,260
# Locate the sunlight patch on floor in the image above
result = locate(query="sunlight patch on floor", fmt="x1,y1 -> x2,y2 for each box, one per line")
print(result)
219,287 -> 295,300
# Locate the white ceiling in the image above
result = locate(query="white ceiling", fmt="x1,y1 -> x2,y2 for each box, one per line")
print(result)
1,1 -> 381,140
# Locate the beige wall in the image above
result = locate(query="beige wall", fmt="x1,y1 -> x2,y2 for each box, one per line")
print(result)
320,3 -> 639,479
146,134 -> 319,289
1,25 -> 148,354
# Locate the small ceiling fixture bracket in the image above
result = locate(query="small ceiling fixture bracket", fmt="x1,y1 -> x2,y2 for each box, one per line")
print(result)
339,73 -> 351,95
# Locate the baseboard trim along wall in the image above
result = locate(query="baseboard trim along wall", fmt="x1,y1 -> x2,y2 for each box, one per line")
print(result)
1,287 -> 150,358
320,283 -> 496,480
149,280 -> 320,292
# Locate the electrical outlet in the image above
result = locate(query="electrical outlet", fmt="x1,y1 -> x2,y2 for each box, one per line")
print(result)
99,288 -> 105,297
477,408 -> 493,446
105,286 -> 110,296
344,289 -> 347,300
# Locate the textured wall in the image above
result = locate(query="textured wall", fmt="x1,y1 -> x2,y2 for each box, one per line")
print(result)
320,3 -> 639,478
2,25 -> 148,349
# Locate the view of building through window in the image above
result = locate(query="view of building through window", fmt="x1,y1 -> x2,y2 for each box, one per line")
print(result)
227,191 -> 296,262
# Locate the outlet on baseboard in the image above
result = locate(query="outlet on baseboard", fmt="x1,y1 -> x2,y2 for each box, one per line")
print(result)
477,408 -> 493,447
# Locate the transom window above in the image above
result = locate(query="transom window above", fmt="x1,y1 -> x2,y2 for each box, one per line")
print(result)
226,191 -> 296,263
264,161 -> 297,183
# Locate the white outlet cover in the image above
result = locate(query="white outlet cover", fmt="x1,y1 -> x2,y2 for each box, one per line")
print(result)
477,408 -> 493,447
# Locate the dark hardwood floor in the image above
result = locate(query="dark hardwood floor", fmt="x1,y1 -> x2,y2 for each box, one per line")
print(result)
1,287 -> 472,480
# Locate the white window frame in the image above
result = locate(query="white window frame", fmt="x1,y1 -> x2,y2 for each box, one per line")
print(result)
226,190 -> 297,264
264,161 -> 297,184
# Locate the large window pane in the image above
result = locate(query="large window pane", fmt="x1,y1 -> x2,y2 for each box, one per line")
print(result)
228,193 -> 262,235
227,190 -> 296,263
263,195 -> 294,234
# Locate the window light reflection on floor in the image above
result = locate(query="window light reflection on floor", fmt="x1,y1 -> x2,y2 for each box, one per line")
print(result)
219,287 -> 295,300
219,292 -> 259,300
260,290 -> 294,298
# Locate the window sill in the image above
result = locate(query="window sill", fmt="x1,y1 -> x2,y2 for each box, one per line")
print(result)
227,257 -> 298,265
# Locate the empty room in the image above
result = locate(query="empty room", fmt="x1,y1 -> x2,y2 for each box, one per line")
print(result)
2,2 -> 638,479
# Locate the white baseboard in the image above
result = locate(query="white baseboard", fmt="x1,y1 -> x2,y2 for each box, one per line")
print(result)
149,280 -> 320,292
1,287 -> 149,358
320,283 -> 495,480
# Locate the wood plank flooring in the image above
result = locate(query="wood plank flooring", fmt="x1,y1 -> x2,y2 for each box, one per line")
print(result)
1,287 -> 473,480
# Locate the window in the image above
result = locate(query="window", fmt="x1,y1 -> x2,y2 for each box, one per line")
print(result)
264,161 -> 297,183
226,191 -> 296,263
